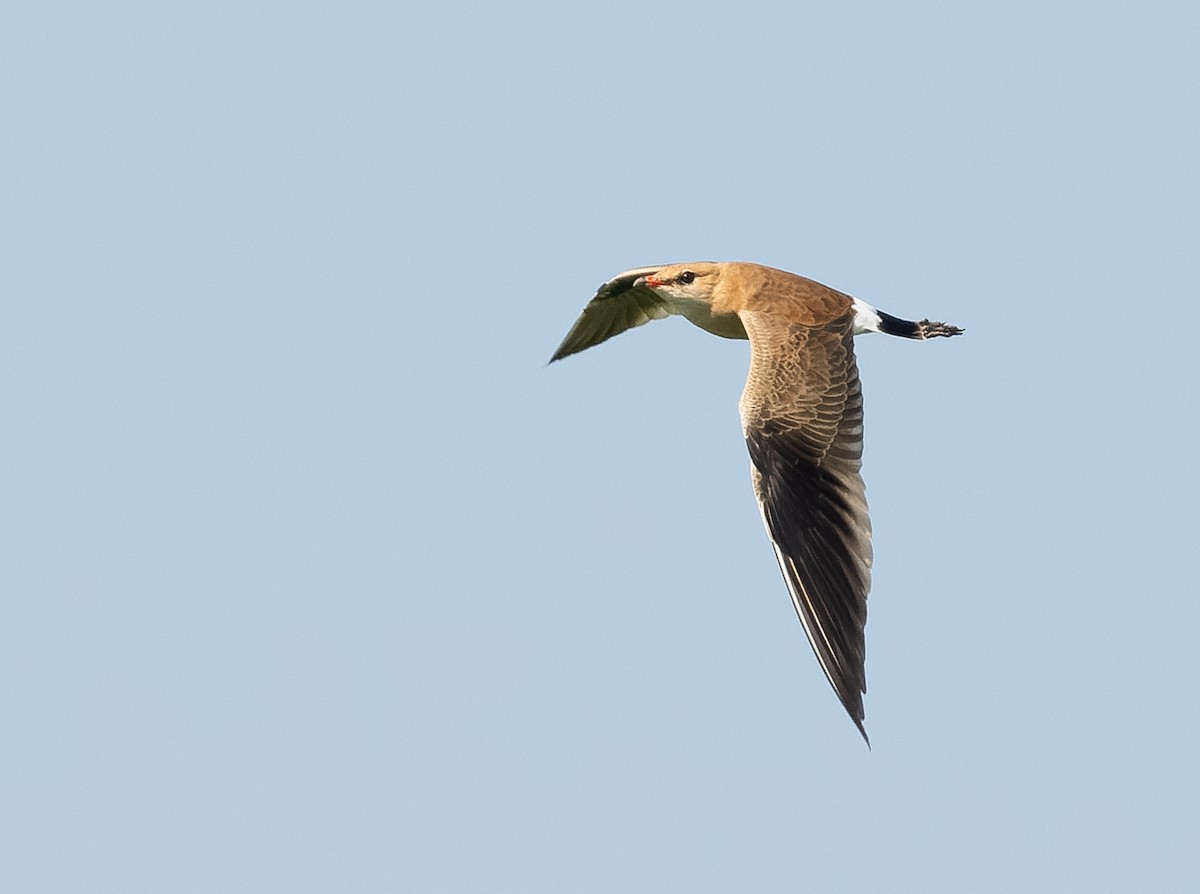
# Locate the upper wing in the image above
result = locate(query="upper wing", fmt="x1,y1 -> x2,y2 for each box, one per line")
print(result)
738,310 -> 874,742
549,266 -> 671,362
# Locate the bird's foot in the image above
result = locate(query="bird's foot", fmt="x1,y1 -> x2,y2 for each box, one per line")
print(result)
915,319 -> 964,339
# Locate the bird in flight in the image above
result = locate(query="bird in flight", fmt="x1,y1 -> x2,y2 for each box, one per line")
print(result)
550,262 -> 963,743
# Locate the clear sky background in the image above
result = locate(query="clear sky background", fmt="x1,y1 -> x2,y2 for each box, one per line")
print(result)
3,2 -> 1198,891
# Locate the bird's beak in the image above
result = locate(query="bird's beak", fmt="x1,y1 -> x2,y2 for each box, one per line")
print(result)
637,274 -> 666,289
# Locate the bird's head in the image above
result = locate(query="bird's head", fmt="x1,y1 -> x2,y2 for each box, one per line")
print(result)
634,262 -> 722,303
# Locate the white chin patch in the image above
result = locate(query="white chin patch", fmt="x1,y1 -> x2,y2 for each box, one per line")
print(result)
852,298 -> 882,335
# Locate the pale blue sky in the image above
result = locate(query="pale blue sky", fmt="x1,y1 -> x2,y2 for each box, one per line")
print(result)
3,1 -> 1199,891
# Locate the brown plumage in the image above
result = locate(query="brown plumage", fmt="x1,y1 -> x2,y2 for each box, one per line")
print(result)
551,261 -> 962,743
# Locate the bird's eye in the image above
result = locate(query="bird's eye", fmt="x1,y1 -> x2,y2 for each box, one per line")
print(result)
678,271 -> 696,285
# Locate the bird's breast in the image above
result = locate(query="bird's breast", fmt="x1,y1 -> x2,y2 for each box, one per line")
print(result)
662,295 -> 749,341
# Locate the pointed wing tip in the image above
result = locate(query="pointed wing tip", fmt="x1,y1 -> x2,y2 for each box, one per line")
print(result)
853,716 -> 870,747
836,687 -> 869,746
548,339 -> 586,364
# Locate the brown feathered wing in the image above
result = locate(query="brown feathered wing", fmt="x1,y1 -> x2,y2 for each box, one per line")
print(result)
738,311 -> 874,742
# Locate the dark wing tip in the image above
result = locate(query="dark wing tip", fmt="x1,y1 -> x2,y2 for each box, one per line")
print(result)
746,423 -> 872,745
856,717 -> 870,748
548,341 -> 573,364
752,458 -> 876,748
